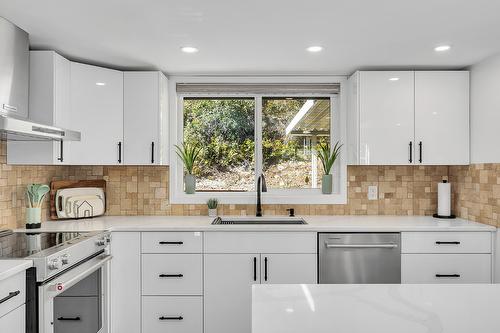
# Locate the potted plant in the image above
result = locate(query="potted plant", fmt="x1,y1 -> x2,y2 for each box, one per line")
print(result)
175,142 -> 201,194
207,198 -> 218,217
26,184 -> 50,229
317,141 -> 342,194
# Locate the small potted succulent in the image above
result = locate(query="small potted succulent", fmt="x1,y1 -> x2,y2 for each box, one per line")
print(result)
175,142 -> 201,194
317,141 -> 342,194
26,184 -> 50,229
207,198 -> 218,217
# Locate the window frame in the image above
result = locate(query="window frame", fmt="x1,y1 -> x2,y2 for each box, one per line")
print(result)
169,76 -> 348,205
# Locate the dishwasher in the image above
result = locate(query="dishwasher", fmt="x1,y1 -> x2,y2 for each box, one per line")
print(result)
319,233 -> 401,284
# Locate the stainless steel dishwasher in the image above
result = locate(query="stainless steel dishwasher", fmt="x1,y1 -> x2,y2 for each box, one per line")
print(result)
319,233 -> 401,284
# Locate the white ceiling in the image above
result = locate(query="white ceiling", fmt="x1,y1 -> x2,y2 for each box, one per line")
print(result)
1,0 -> 500,75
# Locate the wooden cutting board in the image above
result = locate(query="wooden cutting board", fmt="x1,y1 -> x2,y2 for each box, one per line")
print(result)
50,179 -> 106,220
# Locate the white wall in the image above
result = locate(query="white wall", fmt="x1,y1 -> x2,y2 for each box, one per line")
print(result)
470,53 -> 500,163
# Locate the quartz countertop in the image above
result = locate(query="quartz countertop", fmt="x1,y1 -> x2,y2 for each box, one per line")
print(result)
252,284 -> 500,333
14,215 -> 496,233
0,260 -> 32,281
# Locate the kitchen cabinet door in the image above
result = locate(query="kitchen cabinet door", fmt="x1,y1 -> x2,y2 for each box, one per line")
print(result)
204,254 -> 260,333
69,62 -> 123,165
359,71 -> 415,165
110,232 -> 141,333
124,72 -> 168,165
0,305 -> 25,333
260,254 -> 317,284
7,51 -> 71,164
415,71 -> 469,165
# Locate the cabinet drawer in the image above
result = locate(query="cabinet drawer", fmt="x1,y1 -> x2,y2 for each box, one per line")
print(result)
142,296 -> 202,333
401,254 -> 491,283
142,232 -> 203,253
142,254 -> 202,295
401,232 -> 491,253
0,271 -> 25,318
205,232 -> 316,253
0,304 -> 25,333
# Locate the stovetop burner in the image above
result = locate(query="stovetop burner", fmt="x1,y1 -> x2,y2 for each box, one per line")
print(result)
0,230 -> 85,259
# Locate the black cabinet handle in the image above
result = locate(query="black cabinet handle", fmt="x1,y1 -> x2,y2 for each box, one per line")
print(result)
151,142 -> 155,164
409,142 -> 413,163
57,140 -> 64,162
159,274 -> 184,278
159,241 -> 184,245
418,141 -> 423,163
436,274 -> 461,278
159,316 -> 183,321
0,290 -> 20,304
436,241 -> 461,245
253,257 -> 257,281
264,257 -> 268,282
57,317 -> 81,321
118,142 -> 122,163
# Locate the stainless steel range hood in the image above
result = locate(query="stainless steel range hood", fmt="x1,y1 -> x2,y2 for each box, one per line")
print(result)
0,16 -> 81,141
0,115 -> 81,141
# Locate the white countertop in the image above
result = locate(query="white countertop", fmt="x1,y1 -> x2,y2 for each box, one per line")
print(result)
0,260 -> 32,281
13,215 -> 496,232
252,284 -> 500,333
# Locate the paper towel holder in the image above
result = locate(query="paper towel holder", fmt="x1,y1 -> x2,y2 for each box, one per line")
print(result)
433,180 -> 456,219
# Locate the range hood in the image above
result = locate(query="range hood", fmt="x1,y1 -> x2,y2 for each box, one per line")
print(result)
0,16 -> 81,141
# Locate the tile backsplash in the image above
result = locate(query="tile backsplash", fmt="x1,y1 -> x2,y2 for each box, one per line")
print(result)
1,141 -> 498,229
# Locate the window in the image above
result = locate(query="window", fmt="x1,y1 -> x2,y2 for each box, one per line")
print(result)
172,78 -> 347,204
183,98 -> 255,191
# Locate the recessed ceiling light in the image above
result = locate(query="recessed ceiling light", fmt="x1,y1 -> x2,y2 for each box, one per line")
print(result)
306,46 -> 323,53
181,46 -> 199,53
434,45 -> 451,52
389,77 -> 400,81
95,82 -> 106,86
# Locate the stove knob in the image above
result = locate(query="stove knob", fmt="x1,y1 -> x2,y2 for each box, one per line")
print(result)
61,254 -> 70,265
96,238 -> 106,246
48,258 -> 61,270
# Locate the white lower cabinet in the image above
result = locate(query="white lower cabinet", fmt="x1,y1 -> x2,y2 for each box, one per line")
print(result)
205,254 -> 260,333
110,232 -> 141,333
0,304 -> 25,333
142,296 -> 202,333
401,254 -> 492,283
260,253 -> 317,284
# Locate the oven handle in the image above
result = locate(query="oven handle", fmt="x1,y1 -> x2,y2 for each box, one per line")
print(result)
43,254 -> 112,296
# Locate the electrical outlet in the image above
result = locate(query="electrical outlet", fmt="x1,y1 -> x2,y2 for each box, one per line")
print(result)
368,185 -> 378,200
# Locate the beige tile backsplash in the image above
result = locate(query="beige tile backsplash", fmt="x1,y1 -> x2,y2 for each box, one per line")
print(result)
1,141 -> 498,229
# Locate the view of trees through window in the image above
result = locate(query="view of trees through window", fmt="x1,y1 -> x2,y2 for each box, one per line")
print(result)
183,97 -> 331,192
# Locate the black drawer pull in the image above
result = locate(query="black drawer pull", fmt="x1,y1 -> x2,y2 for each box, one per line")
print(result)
0,290 -> 20,304
159,274 -> 184,278
253,257 -> 257,281
435,274 -> 461,278
159,241 -> 184,245
118,142 -> 122,164
264,257 -> 268,282
57,317 -> 81,321
435,241 -> 461,245
159,316 -> 183,321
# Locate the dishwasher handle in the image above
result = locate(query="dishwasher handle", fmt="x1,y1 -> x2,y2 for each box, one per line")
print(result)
325,243 -> 398,249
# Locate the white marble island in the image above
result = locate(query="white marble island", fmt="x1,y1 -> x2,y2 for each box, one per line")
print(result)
252,284 -> 500,333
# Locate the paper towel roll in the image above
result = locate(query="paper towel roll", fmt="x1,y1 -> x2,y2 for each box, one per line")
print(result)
437,180 -> 451,216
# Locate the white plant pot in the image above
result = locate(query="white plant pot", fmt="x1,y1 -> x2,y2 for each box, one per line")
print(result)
208,208 -> 218,217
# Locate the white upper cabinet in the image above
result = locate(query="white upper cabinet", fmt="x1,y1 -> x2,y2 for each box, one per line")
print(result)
348,70 -> 469,165
123,72 -> 168,165
8,51 -> 71,164
415,71 -> 469,165
358,71 -> 415,165
69,62 -> 124,165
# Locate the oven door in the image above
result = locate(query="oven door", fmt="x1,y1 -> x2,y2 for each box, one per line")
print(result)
38,254 -> 112,333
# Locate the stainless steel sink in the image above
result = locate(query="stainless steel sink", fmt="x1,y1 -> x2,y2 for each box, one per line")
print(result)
211,216 -> 307,225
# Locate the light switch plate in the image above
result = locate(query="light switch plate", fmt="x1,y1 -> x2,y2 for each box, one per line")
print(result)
368,185 -> 378,200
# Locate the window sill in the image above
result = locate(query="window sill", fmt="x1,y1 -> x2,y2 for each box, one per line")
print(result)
169,190 -> 347,205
